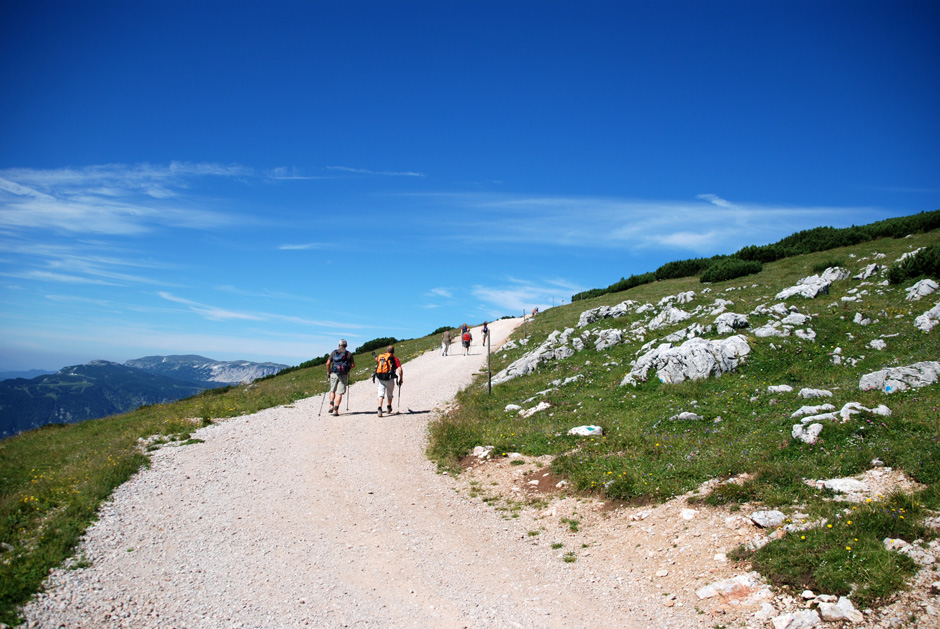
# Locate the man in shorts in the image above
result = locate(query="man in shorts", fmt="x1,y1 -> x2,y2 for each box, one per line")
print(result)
374,345 -> 404,416
441,329 -> 452,356
326,339 -> 354,416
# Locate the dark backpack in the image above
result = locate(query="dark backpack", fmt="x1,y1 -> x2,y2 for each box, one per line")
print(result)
331,350 -> 351,374
375,352 -> 396,381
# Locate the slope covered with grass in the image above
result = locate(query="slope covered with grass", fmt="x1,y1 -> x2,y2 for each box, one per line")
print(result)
429,229 -> 940,607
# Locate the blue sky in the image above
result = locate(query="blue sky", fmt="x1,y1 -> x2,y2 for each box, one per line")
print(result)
1,1 -> 938,372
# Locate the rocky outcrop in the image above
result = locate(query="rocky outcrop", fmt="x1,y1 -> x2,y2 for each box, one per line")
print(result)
859,361 -> 940,393
774,266 -> 850,300
914,300 -> 940,332
621,335 -> 750,386
905,279 -> 938,301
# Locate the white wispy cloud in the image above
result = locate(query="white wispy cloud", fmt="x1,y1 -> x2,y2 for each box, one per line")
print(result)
159,292 -> 265,322
327,166 -> 426,177
412,192 -> 882,255
0,163 -> 252,236
428,287 -> 453,298
696,193 -> 737,208
157,291 -> 367,328
0,270 -> 117,285
472,277 -> 582,314
278,243 -> 327,251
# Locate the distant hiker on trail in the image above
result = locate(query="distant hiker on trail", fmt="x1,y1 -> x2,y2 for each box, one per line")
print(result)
461,329 -> 473,356
481,322 -> 489,346
326,339 -> 354,416
460,323 -> 469,337
374,345 -> 403,417
441,329 -> 452,356
531,307 -> 538,317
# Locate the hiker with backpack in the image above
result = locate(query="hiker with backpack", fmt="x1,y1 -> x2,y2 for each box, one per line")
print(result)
461,329 -> 473,355
326,339 -> 355,416
373,345 -> 403,417
481,322 -> 489,346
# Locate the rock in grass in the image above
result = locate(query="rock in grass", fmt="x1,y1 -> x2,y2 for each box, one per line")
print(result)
905,278 -> 938,301
859,361 -> 940,393
914,301 -> 940,332
567,425 -> 603,437
621,335 -> 750,386
799,388 -> 833,399
750,510 -> 787,528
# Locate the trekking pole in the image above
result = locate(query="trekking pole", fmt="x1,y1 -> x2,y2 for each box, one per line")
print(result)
346,374 -> 350,412
317,377 -> 329,417
397,378 -> 402,414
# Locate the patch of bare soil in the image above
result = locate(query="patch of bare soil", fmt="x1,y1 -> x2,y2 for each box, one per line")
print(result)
451,454 -> 940,628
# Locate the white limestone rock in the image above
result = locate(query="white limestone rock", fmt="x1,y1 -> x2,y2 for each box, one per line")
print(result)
750,510 -> 787,529
859,361 -> 940,393
519,401 -> 551,418
853,263 -> 880,279
770,609 -> 822,629
714,312 -> 749,335
593,328 -> 623,351
621,335 -> 750,386
905,278 -> 938,301
670,411 -> 704,421
818,597 -> 864,623
791,404 -> 836,418
799,388 -> 833,399
648,306 -> 693,331
792,423 -> 823,444
914,300 -> 940,332
776,276 -> 831,300
567,425 -> 603,437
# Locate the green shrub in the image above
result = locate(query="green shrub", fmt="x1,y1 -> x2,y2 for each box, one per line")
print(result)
355,337 -> 399,354
887,244 -> 940,284
700,258 -> 763,283
655,257 -> 721,281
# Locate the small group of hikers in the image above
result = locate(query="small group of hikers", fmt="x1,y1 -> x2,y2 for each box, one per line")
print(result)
325,321 -> 492,417
325,339 -> 403,417
441,322 -> 488,356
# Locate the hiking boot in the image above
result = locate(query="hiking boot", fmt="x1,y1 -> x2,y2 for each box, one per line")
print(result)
327,404 -> 334,413
377,407 -> 383,417
332,409 -> 339,416
387,405 -> 393,415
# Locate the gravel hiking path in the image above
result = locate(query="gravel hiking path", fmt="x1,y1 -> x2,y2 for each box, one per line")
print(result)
23,318 -> 705,628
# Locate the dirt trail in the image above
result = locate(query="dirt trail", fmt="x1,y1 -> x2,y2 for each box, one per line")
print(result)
24,317 -> 708,628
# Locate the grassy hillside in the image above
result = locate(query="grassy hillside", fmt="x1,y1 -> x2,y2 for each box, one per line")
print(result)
429,229 -> 940,608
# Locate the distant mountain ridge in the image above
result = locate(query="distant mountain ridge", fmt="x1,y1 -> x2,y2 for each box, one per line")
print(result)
124,355 -> 287,387
0,369 -> 55,381
0,355 -> 288,438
